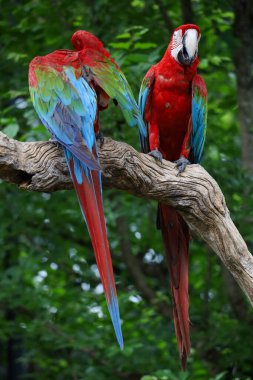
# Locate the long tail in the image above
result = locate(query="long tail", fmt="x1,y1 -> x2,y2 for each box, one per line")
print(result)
65,149 -> 123,349
157,203 -> 190,370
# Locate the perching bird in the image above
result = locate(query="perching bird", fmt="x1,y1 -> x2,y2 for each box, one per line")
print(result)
138,24 -> 207,369
29,30 -> 146,349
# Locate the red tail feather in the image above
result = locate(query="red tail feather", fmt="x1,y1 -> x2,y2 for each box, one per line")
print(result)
69,160 -> 115,293
68,159 -> 123,347
158,204 -> 190,370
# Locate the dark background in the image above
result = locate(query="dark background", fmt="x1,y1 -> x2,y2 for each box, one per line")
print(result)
0,0 -> 253,379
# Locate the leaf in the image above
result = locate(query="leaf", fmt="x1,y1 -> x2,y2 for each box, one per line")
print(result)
199,58 -> 209,69
134,42 -> 157,49
116,32 -> 131,39
7,51 -> 28,62
2,124 -> 19,138
131,0 -> 145,8
211,372 -> 227,380
109,41 -> 132,50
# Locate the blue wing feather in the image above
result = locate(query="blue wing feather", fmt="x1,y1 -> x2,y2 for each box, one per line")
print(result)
138,86 -> 149,118
138,85 -> 150,153
138,67 -> 155,153
30,65 -> 99,171
190,75 -> 207,164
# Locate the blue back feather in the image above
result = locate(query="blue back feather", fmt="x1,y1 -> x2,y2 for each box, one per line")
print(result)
30,64 -> 99,172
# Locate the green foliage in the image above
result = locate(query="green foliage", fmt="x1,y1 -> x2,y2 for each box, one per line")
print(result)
0,0 -> 253,379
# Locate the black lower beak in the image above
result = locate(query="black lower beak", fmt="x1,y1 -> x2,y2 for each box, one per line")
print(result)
177,47 -> 195,66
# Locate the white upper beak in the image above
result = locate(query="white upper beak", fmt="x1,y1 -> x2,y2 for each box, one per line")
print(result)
184,29 -> 199,59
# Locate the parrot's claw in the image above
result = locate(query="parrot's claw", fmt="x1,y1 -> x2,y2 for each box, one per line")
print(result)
96,131 -> 104,148
148,149 -> 163,163
174,156 -> 190,175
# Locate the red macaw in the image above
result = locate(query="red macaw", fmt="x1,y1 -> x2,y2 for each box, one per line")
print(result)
29,30 -> 146,349
138,24 -> 207,369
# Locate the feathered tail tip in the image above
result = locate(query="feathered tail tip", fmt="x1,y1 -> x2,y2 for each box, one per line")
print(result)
180,349 -> 188,372
172,293 -> 190,370
107,285 -> 124,349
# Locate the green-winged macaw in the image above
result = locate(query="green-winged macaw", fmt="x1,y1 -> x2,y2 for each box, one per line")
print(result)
29,30 -> 146,349
138,24 -> 207,369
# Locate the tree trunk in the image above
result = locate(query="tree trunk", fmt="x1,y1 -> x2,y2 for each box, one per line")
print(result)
234,0 -> 253,175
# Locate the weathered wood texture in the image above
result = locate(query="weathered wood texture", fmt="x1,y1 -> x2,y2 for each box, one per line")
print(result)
0,131 -> 252,304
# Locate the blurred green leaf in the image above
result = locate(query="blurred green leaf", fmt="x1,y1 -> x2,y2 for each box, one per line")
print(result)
2,123 -> 19,138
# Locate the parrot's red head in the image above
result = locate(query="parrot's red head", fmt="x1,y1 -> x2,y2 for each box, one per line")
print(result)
71,30 -> 106,53
170,24 -> 201,66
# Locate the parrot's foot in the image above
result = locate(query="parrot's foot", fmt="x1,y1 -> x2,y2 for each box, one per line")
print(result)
96,131 -> 104,148
148,149 -> 163,163
174,156 -> 190,175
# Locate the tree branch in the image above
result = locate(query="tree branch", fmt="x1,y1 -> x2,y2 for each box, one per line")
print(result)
0,131 -> 252,305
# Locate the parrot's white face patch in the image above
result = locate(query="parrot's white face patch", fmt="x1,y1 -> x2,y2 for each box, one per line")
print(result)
171,29 -> 183,62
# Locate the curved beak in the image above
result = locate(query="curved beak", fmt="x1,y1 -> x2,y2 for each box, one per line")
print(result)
177,29 -> 199,66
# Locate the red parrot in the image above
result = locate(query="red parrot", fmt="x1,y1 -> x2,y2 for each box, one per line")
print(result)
29,31 -> 146,349
138,24 -> 207,369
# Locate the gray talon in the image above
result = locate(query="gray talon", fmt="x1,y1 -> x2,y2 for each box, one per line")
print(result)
148,149 -> 163,163
96,131 -> 104,148
174,156 -> 190,175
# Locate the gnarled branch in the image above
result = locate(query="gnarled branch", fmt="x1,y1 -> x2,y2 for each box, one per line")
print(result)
0,131 -> 252,304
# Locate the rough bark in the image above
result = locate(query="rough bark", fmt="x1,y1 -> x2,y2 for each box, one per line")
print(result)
0,131 -> 253,305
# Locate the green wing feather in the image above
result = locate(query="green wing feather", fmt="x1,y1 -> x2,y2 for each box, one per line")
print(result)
82,51 -> 146,136
29,59 -> 99,169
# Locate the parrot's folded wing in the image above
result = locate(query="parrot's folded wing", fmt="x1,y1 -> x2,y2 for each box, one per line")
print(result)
191,74 -> 207,164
